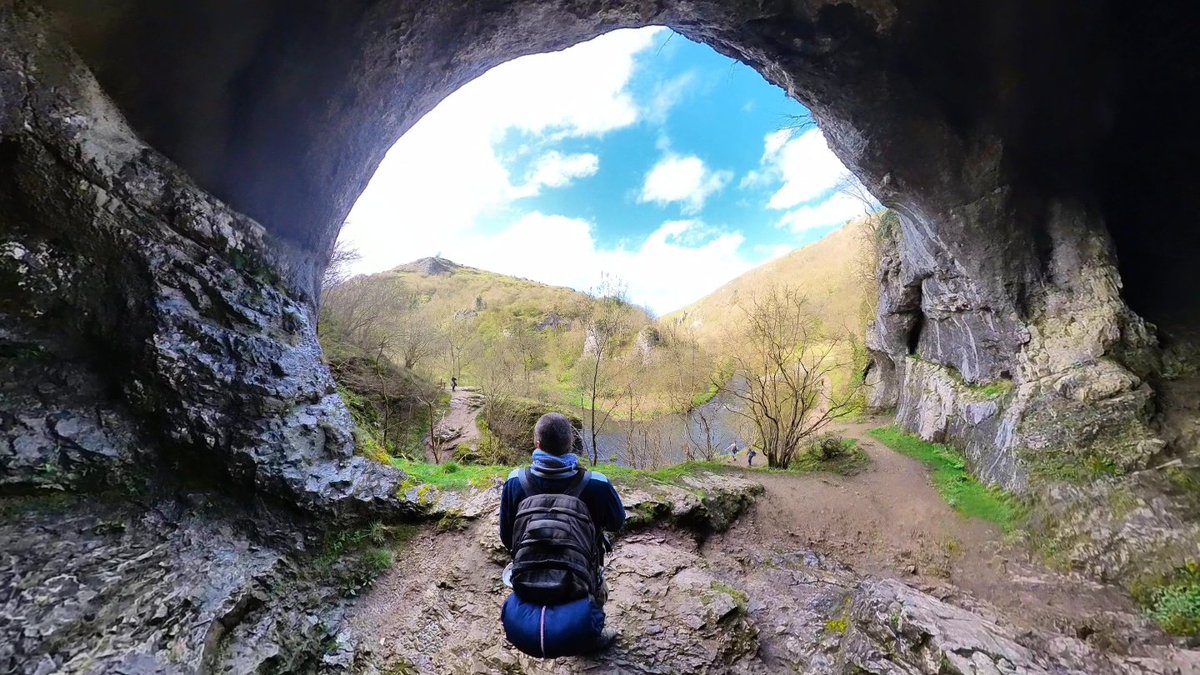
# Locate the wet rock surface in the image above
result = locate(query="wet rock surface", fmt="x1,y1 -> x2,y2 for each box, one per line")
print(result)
1,496 -> 289,673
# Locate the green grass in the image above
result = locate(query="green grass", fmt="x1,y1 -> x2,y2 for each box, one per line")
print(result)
869,427 -> 1022,531
1134,562 -> 1200,637
973,381 -> 1014,399
691,383 -> 720,409
591,461 -> 731,487
314,521 -> 419,597
392,458 -> 512,491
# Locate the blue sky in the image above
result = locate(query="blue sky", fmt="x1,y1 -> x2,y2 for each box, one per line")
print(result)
341,27 -> 869,315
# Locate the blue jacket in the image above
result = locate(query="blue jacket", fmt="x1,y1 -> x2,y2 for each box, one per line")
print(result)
499,468 -> 625,551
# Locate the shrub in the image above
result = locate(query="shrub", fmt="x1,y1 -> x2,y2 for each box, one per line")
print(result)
810,433 -> 852,461
1142,562 -> 1200,637
474,397 -> 582,464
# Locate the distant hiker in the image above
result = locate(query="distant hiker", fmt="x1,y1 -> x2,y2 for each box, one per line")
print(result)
500,413 -> 625,657
451,376 -> 457,392
748,448 -> 757,467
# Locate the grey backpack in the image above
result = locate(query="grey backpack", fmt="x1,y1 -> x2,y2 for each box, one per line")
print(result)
510,469 -> 601,606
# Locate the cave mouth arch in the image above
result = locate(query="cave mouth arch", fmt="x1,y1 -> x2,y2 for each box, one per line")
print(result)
42,0 -> 1197,340
334,24 -> 869,318
8,0 -> 1197,512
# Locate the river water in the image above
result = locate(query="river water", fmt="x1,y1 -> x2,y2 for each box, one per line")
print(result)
580,379 -> 752,466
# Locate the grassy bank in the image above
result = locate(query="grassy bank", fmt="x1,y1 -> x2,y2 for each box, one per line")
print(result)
869,427 -> 1022,531
392,458 -> 511,490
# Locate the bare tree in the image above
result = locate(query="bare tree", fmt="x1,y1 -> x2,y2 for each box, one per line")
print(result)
660,317 -> 720,461
395,302 -> 440,371
442,312 -> 476,382
719,286 -> 860,469
321,278 -> 406,363
321,239 -> 361,300
578,275 -> 632,465
509,318 -> 544,397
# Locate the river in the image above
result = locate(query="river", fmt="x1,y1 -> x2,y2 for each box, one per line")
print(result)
580,378 -> 751,466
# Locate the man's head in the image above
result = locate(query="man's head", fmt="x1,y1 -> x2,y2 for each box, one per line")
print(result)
534,413 -> 576,456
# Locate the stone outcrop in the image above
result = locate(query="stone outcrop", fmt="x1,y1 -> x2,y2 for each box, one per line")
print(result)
350,476 -> 1200,675
8,0 -> 1193,542
0,495 -> 345,674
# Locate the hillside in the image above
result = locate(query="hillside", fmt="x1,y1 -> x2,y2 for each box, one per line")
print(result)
377,256 -> 599,322
666,221 -> 869,347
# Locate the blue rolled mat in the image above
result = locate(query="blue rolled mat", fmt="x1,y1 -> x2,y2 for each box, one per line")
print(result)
501,593 -> 605,658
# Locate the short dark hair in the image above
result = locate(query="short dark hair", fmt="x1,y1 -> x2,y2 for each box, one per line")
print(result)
534,413 -> 575,456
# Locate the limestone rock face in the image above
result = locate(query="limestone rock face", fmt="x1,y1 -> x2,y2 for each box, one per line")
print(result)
0,4 -> 411,520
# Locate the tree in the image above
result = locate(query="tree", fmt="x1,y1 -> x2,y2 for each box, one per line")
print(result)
320,239 -> 361,301
578,275 -> 631,465
719,285 -> 859,469
508,318 -> 545,397
394,302 -> 439,371
660,317 -> 720,461
441,312 -> 476,381
321,277 -> 406,363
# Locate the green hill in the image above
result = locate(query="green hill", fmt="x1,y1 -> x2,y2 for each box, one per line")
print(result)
378,257 -> 599,325
664,221 -> 869,347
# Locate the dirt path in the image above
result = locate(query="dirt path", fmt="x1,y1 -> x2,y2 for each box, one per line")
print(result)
428,388 -> 484,462
715,416 -> 1147,644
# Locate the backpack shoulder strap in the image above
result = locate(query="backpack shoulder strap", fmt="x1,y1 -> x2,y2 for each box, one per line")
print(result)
517,467 -> 540,498
564,469 -> 589,498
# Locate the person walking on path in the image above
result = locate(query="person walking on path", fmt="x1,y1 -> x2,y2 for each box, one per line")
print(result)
451,376 -> 457,392
748,448 -> 757,467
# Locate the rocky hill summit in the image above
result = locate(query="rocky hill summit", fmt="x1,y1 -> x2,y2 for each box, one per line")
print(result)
393,256 -> 463,277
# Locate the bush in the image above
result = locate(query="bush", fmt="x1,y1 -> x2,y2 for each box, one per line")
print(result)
810,433 -> 852,461
1143,562 -> 1200,637
471,397 -> 582,465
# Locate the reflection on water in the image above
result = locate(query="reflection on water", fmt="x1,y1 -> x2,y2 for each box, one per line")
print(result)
581,379 -> 749,466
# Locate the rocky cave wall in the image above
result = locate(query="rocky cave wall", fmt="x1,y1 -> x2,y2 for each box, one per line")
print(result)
2,0 -> 1197,575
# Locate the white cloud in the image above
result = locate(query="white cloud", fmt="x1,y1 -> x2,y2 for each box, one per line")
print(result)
639,154 -> 733,215
341,28 -> 664,275
777,193 -> 866,233
647,72 -> 697,123
514,151 -> 599,197
739,128 -> 850,212
763,129 -> 793,159
445,213 -> 759,315
763,129 -> 849,209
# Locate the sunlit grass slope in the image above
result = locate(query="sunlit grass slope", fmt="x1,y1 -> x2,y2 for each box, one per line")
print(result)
665,222 -> 866,347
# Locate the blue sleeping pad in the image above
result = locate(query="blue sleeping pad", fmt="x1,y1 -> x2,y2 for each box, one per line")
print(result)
501,593 -> 604,658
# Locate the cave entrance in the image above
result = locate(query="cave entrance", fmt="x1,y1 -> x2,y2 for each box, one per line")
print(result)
320,27 -> 883,468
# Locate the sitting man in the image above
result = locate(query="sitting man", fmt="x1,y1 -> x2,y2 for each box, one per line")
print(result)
499,413 -> 625,657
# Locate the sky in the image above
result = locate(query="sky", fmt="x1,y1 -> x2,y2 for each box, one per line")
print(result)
339,27 -> 873,316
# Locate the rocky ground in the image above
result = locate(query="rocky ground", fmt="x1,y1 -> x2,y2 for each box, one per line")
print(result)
348,438 -> 1200,674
